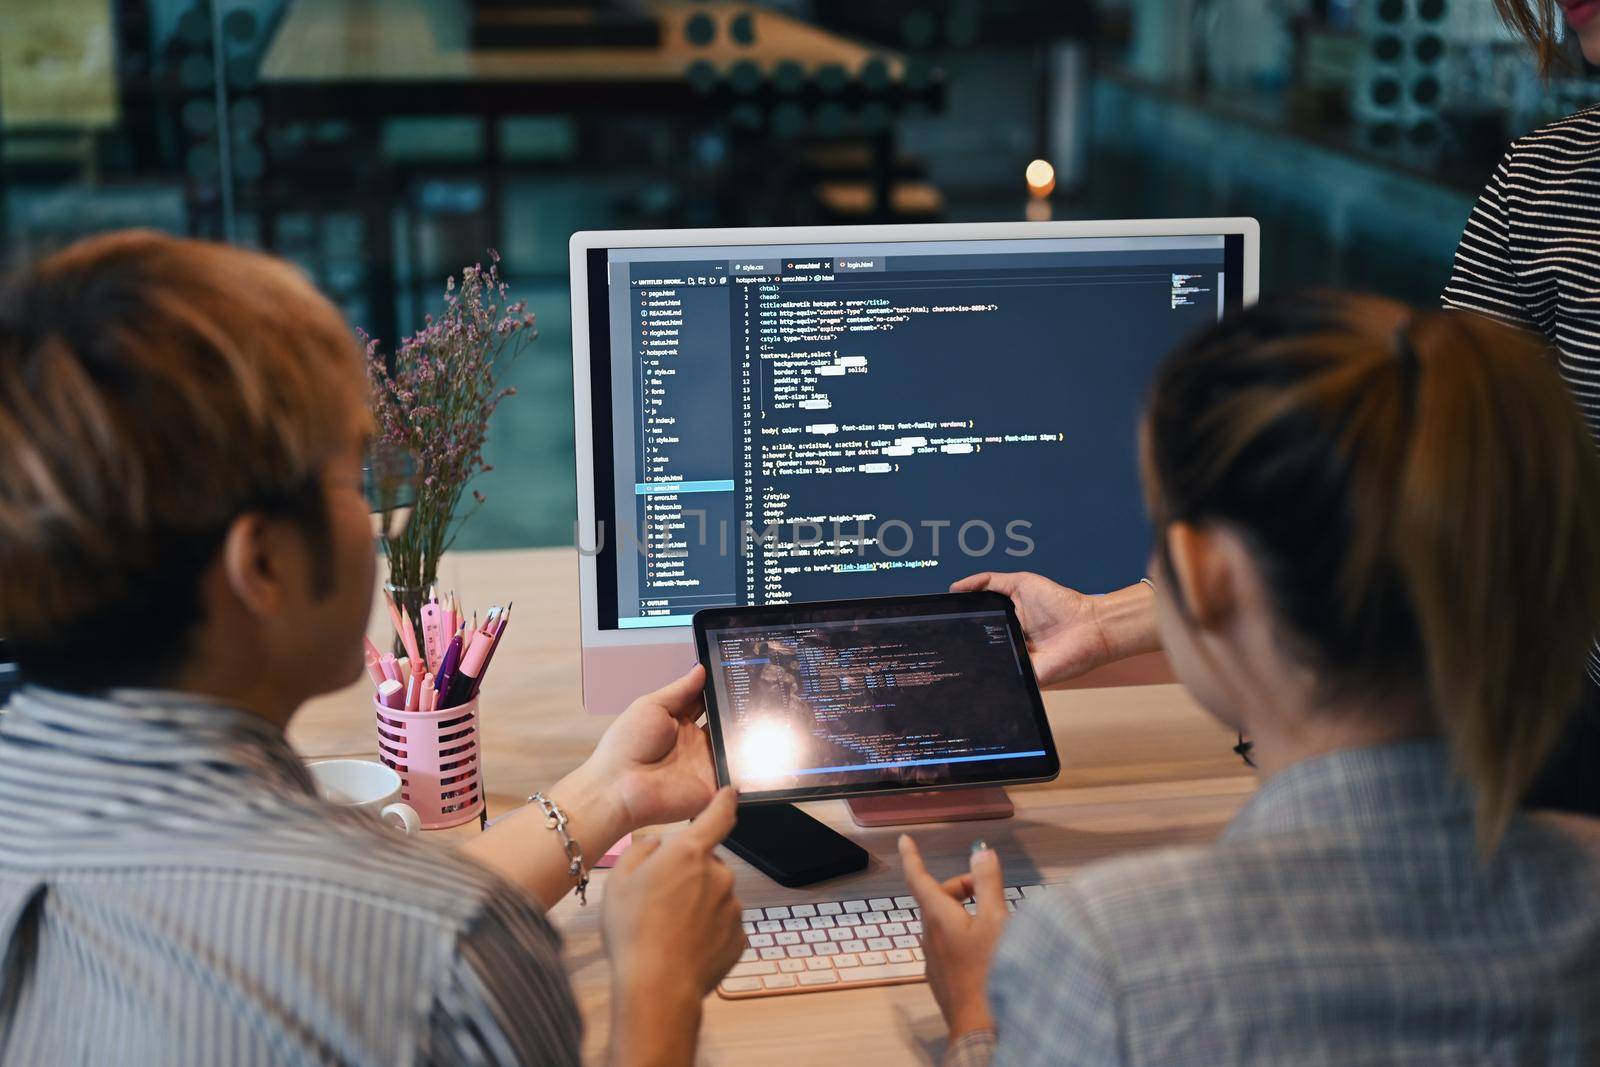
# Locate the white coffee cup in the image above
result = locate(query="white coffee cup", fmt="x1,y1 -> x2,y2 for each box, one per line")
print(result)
307,759 -> 422,835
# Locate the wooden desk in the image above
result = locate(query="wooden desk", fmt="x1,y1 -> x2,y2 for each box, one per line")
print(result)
290,547 -> 1256,1065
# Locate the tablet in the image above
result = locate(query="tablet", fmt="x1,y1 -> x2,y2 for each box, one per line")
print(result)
693,592 -> 1060,804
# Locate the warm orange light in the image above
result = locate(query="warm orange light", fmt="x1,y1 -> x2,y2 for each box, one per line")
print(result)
1025,158 -> 1056,198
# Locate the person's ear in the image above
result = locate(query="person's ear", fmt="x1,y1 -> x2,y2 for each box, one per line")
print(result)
218,513 -> 296,620
1164,521 -> 1238,630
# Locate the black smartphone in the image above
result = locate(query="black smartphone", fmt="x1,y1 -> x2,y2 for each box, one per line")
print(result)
722,803 -> 867,888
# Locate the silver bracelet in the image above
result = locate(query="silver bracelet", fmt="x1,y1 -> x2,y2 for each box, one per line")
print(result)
527,792 -> 589,906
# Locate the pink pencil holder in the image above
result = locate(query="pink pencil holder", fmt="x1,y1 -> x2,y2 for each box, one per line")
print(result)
373,695 -> 485,830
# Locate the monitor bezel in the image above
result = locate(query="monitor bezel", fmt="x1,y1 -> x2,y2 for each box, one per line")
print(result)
692,590 -> 1060,804
570,218 -> 1261,655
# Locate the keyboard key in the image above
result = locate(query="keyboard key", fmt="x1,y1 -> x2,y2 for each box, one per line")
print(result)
1006,901 -> 1017,913
858,951 -> 887,966
739,949 -> 758,963
1003,887 -> 1022,901
779,959 -> 806,973
862,912 -> 887,925
887,949 -> 915,964
856,924 -> 880,940
783,918 -> 808,932
805,957 -> 833,971
881,922 -> 907,936
912,948 -> 924,960
760,947 -> 785,961
775,932 -> 800,945
907,921 -> 922,935
867,938 -> 893,952
851,961 -> 925,983
801,930 -> 827,944
843,900 -> 869,913
742,922 -> 755,935
887,910 -> 913,922
798,970 -> 839,986
749,933 -> 774,948
1020,884 -> 1045,896
730,961 -> 779,978
893,935 -> 919,949
786,944 -> 813,958
834,953 -> 860,968
841,940 -> 866,954
742,908 -> 765,922
818,902 -> 843,915
757,921 -> 782,934
836,914 -> 861,927
894,895 -> 916,909
766,906 -> 791,920
963,902 -> 978,915
808,915 -> 836,929
828,928 -> 853,942
722,976 -> 762,993
763,974 -> 798,989
869,898 -> 895,911
814,942 -> 839,956
791,904 -> 817,917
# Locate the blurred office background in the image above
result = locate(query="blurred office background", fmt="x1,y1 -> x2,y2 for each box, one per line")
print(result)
2,0 -> 1595,550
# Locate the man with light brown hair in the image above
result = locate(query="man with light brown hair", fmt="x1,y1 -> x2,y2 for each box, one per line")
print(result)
0,231 -> 745,1066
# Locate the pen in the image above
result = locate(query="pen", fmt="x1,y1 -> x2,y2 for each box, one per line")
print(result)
444,629 -> 493,709
379,653 -> 400,684
377,678 -> 404,710
401,612 -> 423,674
385,589 -> 422,667
469,609 -> 510,700
434,633 -> 464,705
363,650 -> 385,687
405,673 -> 419,712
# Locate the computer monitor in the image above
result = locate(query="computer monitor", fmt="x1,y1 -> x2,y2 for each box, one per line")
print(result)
571,218 -> 1260,712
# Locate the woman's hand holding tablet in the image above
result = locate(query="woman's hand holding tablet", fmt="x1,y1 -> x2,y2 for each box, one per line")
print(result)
693,592 -> 1060,805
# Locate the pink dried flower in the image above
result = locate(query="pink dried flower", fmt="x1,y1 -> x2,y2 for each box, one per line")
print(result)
365,253 -> 535,602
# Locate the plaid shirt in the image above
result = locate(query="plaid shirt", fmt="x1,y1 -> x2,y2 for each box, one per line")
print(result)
948,740 -> 1600,1066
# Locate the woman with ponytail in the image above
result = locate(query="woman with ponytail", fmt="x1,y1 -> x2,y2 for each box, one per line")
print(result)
910,293 -> 1600,1066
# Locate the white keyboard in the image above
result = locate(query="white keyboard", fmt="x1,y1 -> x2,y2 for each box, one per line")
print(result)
718,883 -> 1053,999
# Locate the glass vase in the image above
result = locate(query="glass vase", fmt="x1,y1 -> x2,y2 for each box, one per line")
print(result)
384,581 -> 428,661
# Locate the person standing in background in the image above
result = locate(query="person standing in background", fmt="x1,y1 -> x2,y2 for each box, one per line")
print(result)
1441,0 -> 1600,812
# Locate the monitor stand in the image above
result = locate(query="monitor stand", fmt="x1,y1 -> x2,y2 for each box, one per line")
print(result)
846,786 -> 1014,827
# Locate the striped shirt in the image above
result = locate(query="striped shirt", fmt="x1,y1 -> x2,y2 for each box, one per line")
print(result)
1444,104 -> 1600,685
0,687 -> 581,1066
948,741 -> 1600,1066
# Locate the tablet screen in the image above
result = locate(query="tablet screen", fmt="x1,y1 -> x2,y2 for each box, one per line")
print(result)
696,594 -> 1058,802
